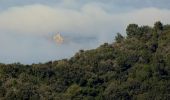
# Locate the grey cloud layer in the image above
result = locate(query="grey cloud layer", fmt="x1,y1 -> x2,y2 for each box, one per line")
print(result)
0,0 -> 170,11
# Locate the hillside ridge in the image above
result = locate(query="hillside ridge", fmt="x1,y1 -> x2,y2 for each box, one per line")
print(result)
0,21 -> 169,100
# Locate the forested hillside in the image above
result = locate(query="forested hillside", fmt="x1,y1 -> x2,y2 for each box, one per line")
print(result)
0,22 -> 169,100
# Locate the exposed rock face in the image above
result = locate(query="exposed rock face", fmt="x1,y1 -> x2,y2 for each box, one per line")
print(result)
53,33 -> 64,44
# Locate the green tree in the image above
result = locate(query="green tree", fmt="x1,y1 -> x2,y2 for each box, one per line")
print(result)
115,33 -> 124,43
126,24 -> 140,38
154,21 -> 163,32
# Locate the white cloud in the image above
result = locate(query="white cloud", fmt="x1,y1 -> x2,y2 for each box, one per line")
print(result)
0,4 -> 170,36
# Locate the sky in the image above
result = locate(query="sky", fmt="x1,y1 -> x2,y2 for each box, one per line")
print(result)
0,0 -> 170,64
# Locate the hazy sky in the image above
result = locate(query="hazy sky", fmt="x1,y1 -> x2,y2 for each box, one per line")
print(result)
0,0 -> 170,64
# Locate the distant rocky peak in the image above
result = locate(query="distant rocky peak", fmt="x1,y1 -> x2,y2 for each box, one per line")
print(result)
53,32 -> 64,44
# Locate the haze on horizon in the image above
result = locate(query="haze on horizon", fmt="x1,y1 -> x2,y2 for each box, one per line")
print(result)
0,0 -> 170,64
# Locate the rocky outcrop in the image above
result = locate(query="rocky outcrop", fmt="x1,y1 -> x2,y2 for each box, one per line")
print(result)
53,33 -> 64,44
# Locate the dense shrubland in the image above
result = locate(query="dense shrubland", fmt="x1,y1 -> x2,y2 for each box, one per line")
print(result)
0,21 -> 169,100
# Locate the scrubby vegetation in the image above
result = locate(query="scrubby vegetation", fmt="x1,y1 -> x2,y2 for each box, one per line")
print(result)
0,21 -> 169,100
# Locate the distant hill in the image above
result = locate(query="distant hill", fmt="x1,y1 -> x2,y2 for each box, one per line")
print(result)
0,21 -> 169,100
